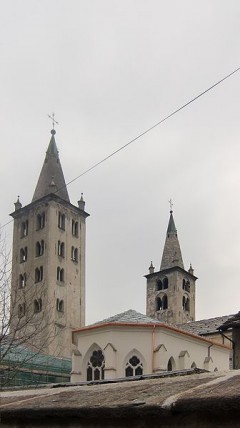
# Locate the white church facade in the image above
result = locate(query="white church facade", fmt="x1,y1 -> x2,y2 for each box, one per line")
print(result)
71,310 -> 229,382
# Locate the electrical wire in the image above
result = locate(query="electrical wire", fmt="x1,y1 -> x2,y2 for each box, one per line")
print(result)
0,66 -> 240,231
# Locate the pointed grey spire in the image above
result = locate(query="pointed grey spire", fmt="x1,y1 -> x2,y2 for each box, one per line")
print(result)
160,210 -> 184,270
32,130 -> 70,203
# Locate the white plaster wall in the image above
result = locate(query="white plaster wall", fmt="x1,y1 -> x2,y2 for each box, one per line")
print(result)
71,325 -> 230,382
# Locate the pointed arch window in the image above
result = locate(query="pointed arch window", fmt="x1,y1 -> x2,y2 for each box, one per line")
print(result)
87,350 -> 105,381
125,355 -> 143,377
167,357 -> 176,371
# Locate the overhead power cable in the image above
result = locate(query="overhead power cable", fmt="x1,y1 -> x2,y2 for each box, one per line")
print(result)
1,66 -> 240,231
64,66 -> 240,188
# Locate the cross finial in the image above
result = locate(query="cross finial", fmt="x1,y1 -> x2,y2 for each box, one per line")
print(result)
169,199 -> 173,212
48,113 -> 59,129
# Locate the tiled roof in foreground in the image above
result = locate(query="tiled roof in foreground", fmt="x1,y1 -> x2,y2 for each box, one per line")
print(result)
178,314 -> 233,336
90,309 -> 163,326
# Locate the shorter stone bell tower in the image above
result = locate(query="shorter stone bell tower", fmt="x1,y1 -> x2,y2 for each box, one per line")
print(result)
146,210 -> 197,325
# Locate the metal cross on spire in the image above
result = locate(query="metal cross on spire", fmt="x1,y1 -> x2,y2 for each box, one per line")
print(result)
169,199 -> 173,212
48,113 -> 59,129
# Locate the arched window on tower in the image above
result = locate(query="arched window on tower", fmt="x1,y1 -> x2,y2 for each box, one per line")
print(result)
163,277 -> 168,289
156,297 -> 162,311
36,240 -> 44,257
71,246 -> 78,262
56,298 -> 64,312
162,294 -> 168,309
36,212 -> 45,230
182,296 -> 190,312
19,273 -> 27,288
35,266 -> 43,283
182,279 -> 190,292
125,355 -> 143,377
156,280 -> 163,291
34,299 -> 42,313
58,241 -> 65,257
20,247 -> 28,263
72,220 -> 79,237
21,220 -> 28,238
57,267 -> 64,282
58,212 -> 65,230
87,349 -> 105,381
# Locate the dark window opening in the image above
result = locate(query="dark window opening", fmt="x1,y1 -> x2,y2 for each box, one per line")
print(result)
182,279 -> 190,292
167,358 -> 173,371
87,350 -> 105,381
21,220 -> 28,238
163,277 -> 168,289
71,246 -> 78,262
162,294 -> 168,309
35,266 -> 43,283
56,298 -> 64,312
57,267 -> 64,282
58,241 -> 65,257
125,355 -> 143,377
156,280 -> 163,291
34,299 -> 42,313
20,247 -> 28,263
36,240 -> 44,257
58,212 -> 65,230
182,296 -> 190,312
156,297 -> 162,311
19,273 -> 27,288
36,212 -> 45,230
72,220 -> 79,237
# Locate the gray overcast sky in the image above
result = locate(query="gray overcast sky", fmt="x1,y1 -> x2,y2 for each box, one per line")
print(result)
1,0 -> 240,324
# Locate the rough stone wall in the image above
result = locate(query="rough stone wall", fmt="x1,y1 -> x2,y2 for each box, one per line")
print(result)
146,269 -> 195,325
10,198 -> 87,359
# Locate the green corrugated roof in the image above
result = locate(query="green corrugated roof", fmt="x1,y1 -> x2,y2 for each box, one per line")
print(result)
1,342 -> 71,374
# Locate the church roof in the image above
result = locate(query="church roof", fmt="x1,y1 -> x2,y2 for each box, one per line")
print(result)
32,129 -> 70,203
160,211 -> 184,271
219,311 -> 240,331
178,314 -> 233,336
91,310 -> 163,326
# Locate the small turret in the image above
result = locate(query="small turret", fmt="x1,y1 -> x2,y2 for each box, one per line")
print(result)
14,196 -> 22,211
78,193 -> 85,210
149,261 -> 155,274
